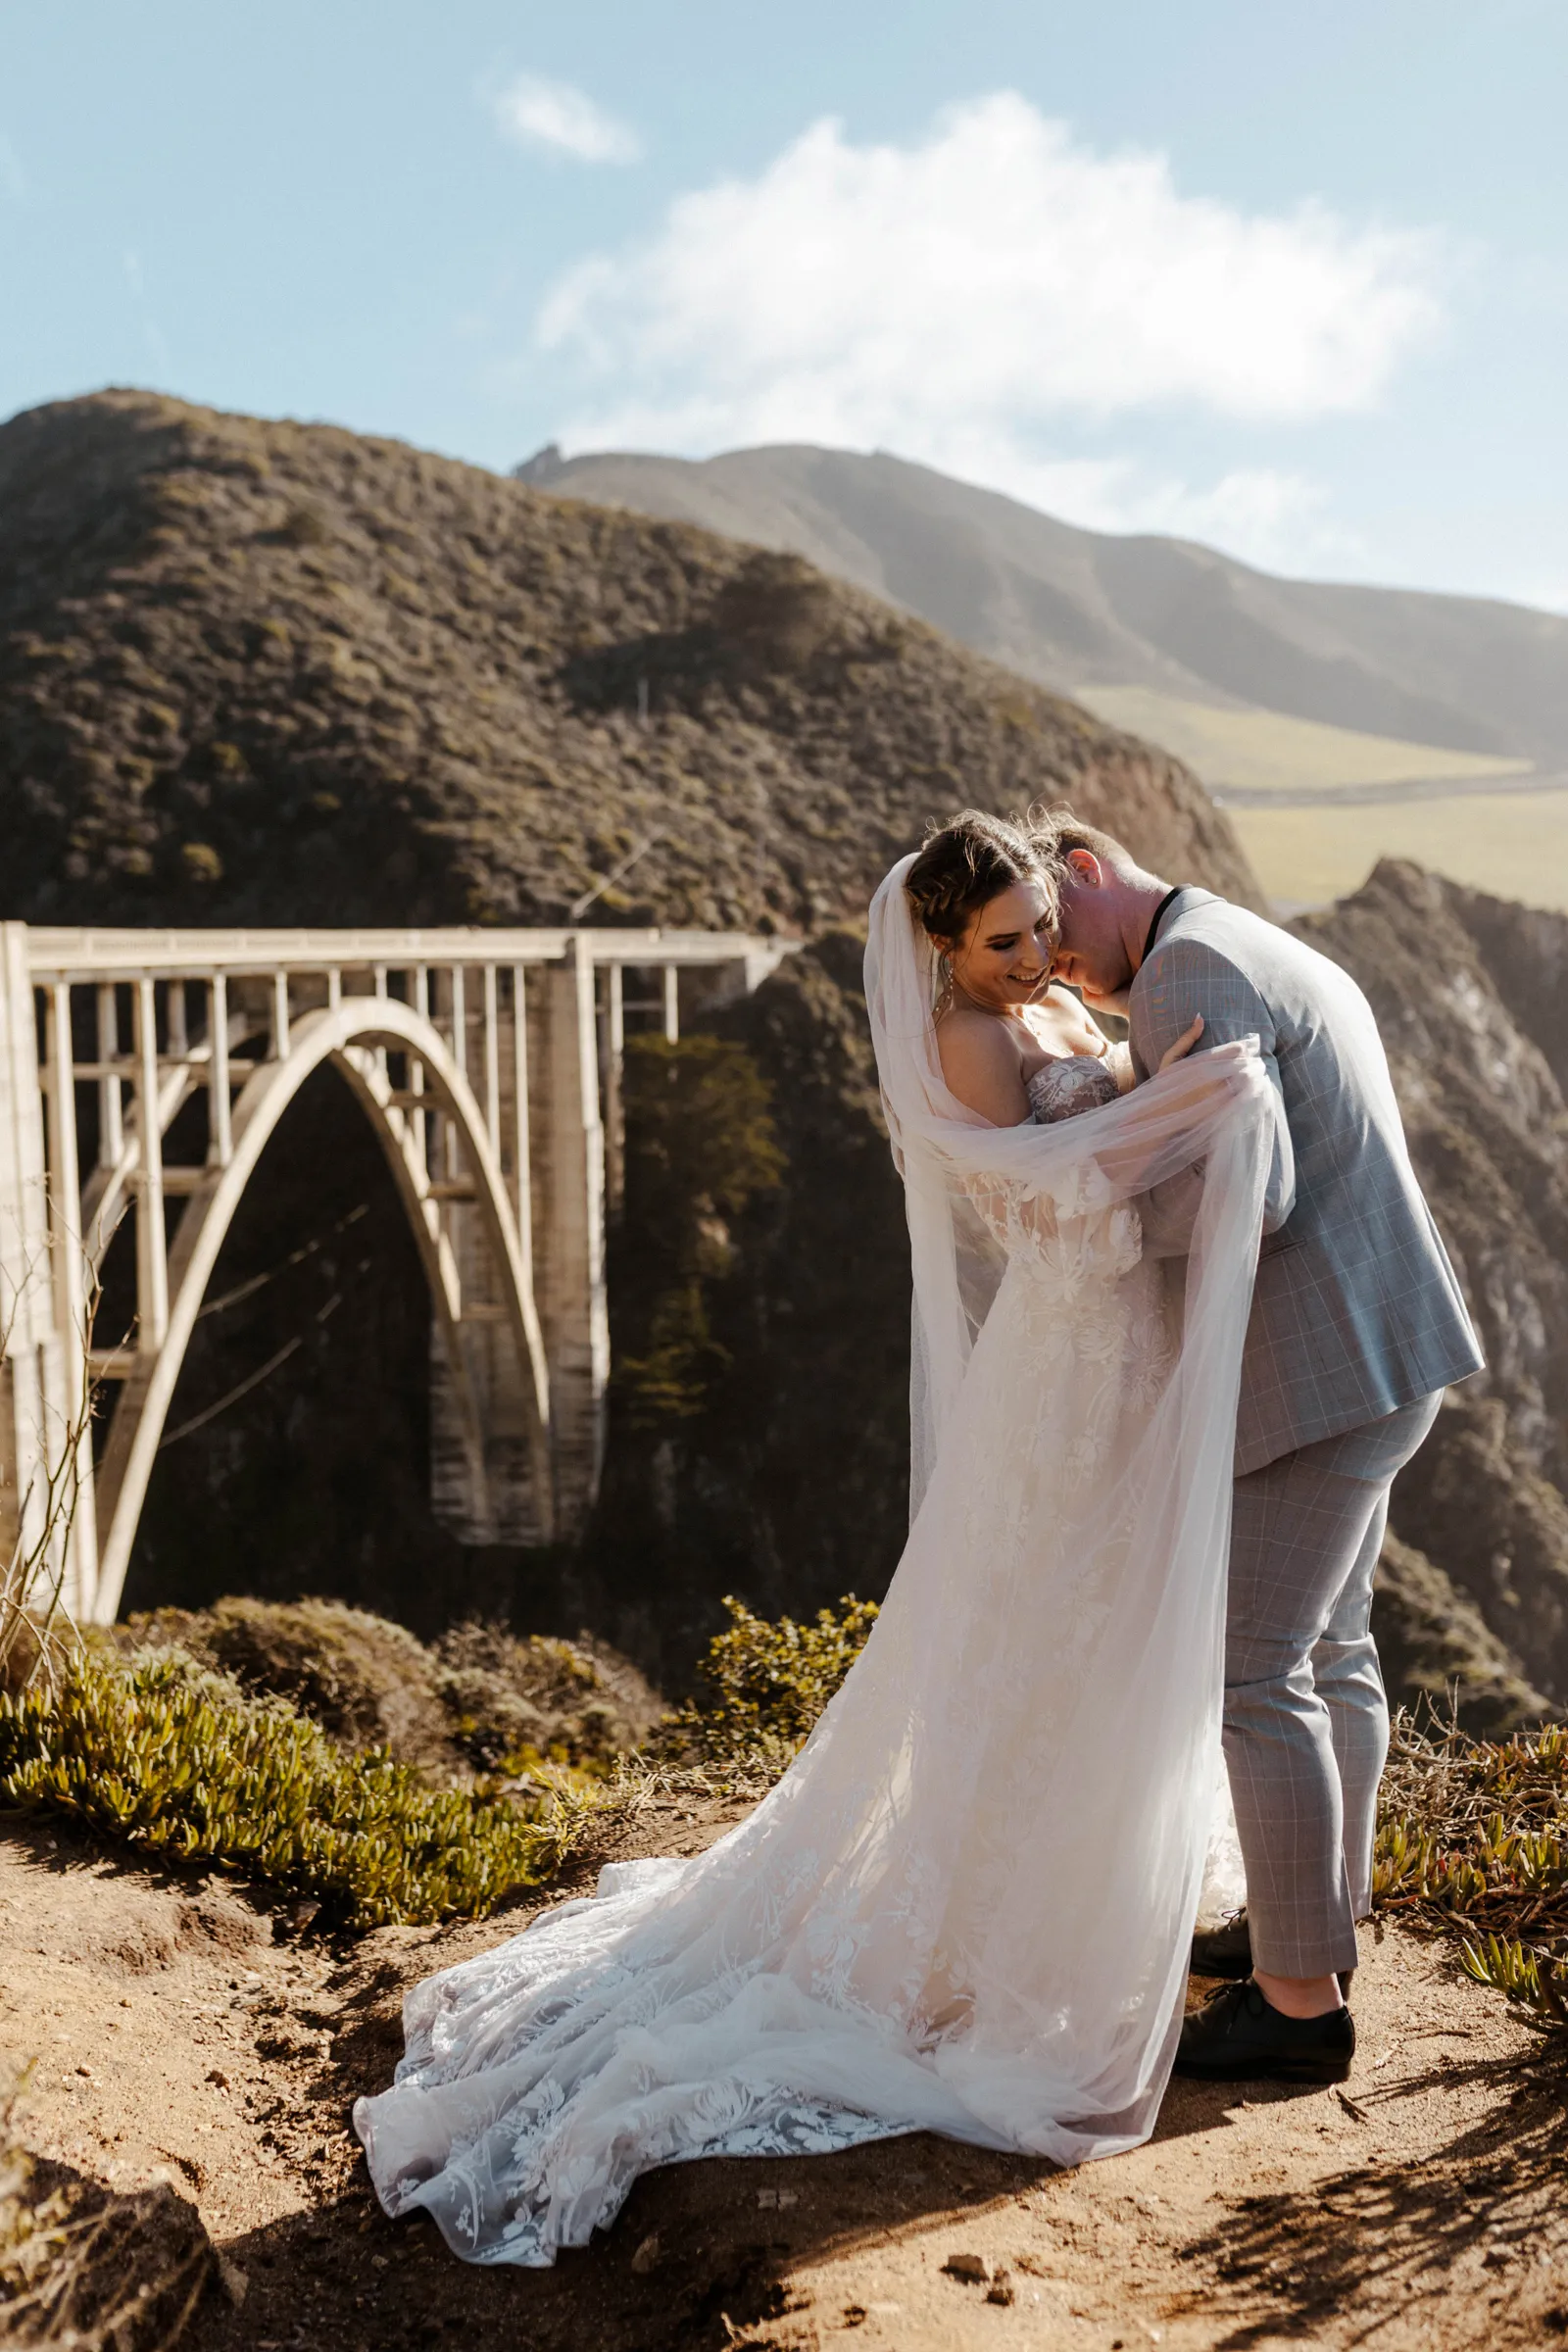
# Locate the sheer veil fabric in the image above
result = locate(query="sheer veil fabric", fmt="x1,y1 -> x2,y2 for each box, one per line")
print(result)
353,856 -> 1284,2267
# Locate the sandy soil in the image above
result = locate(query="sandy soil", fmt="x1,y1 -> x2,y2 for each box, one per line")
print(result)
3,1797 -> 1566,2352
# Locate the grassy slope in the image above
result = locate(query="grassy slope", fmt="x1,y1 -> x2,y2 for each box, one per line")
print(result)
1232,788 -> 1568,913
1075,685 -> 1533,795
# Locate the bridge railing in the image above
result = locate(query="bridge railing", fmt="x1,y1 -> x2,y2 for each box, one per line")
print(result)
0,923 -> 793,1623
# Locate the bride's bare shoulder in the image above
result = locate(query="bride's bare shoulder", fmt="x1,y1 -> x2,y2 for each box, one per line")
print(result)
935,1007 -> 1029,1126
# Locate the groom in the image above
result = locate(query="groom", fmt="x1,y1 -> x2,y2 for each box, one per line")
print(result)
1041,811 -> 1483,2083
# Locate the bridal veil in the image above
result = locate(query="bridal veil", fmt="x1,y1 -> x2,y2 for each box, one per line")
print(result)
354,854 -> 1283,2265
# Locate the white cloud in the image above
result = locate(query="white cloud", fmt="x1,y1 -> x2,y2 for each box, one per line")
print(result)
538,93 -> 1446,469
490,73 -> 640,166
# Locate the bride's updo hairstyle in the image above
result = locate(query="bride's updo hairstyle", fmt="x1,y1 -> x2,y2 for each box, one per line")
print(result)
904,808 -> 1059,951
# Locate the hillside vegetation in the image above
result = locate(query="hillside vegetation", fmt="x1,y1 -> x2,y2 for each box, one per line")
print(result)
0,392 -> 1257,933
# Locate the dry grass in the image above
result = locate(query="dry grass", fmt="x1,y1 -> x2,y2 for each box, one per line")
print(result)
1228,785 -> 1568,910
1074,685 -> 1530,796
1374,1704 -> 1568,2030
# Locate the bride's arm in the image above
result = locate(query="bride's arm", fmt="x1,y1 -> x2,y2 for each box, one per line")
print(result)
950,1041 -> 1273,1256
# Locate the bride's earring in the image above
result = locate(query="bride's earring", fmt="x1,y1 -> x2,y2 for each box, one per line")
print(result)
935,953 -> 955,1017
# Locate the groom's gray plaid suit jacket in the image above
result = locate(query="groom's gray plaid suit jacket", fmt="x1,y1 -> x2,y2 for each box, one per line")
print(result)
1128,889 -> 1484,1477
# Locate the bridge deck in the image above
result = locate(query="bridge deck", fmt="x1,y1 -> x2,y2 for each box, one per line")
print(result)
24,925 -> 789,979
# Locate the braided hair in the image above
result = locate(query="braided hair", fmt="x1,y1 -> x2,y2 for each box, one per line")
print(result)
904,808 -> 1058,950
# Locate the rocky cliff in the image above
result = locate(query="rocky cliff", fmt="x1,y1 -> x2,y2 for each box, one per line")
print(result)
1298,861 -> 1568,1722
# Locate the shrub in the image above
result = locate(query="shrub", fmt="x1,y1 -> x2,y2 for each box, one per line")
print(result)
0,1651 -> 582,1930
122,1598 -> 662,1780
431,1620 -> 662,1774
278,503 -> 328,547
711,552 -> 840,671
123,1596 -> 453,1763
1374,1707 -> 1568,2034
652,1593 -> 878,1771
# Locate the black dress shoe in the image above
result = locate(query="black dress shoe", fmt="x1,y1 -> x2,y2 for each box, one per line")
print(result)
1174,1979 -> 1355,2084
1190,1912 -> 1252,1979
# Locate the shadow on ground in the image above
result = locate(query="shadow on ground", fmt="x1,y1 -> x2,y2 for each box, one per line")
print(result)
1166,2041 -> 1568,2347
193,2132 -> 1079,2352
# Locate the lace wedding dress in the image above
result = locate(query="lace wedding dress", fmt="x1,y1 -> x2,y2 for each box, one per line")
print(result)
354,865 -> 1281,2267
1026,1050 -> 1247,1923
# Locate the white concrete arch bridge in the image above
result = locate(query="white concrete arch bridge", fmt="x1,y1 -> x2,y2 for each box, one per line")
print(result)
0,920 -> 790,1625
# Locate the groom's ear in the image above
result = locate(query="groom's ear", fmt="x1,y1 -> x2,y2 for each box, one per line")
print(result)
1065,848 -> 1104,888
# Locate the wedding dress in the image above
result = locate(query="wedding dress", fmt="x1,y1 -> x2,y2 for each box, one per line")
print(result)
354,860 -> 1281,2266
1027,1050 -> 1248,1925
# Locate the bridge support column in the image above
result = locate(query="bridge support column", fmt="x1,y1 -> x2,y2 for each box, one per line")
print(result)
0,925 -> 96,1619
423,969 -> 552,1548
536,937 -> 610,1539
426,1263 -> 552,1546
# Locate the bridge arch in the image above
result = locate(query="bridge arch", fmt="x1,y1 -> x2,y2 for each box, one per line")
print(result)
91,996 -> 553,1621
0,921 -> 792,1625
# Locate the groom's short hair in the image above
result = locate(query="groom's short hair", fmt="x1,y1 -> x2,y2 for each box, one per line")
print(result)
1032,804 -> 1137,874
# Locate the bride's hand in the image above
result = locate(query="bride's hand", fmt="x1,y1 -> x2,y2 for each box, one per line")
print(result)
1158,1014 -> 1205,1072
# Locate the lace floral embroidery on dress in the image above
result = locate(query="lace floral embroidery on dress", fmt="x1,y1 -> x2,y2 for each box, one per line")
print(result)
1027,1052 -> 1123,1126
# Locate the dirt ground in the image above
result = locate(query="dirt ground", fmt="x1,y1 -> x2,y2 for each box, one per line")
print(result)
4,1795 -> 1567,2352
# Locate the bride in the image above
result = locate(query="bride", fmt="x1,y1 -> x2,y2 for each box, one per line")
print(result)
354,809 -> 1281,2267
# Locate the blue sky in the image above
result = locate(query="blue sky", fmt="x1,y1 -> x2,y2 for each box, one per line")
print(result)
3,1 -> 1564,604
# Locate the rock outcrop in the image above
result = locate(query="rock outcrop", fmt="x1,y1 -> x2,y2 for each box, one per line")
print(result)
1370,1533 -> 1549,1735
1298,860 -> 1568,1717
